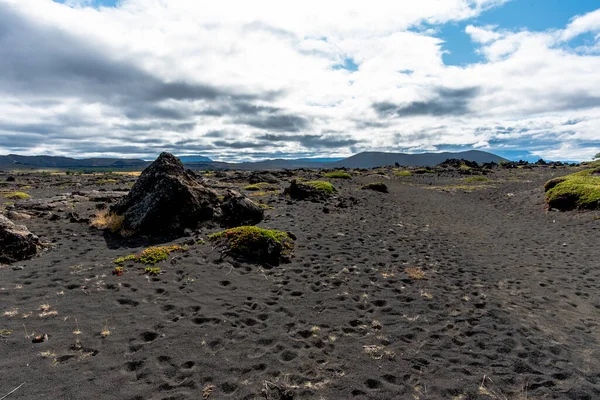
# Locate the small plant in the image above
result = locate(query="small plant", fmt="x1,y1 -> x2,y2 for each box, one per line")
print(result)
114,245 -> 187,265
91,211 -> 124,233
73,318 -> 82,335
1,191 -> 30,200
304,181 -> 336,193
100,321 -> 110,338
323,171 -> 352,179
405,267 -> 425,280
113,266 -> 124,276
145,267 -> 161,276
0,329 -> 13,337
195,238 -> 206,245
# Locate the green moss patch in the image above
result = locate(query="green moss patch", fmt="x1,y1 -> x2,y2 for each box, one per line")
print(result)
322,171 -> 352,179
243,182 -> 279,191
1,191 -> 30,200
394,170 -> 412,177
463,176 -> 492,183
209,226 -> 295,264
304,181 -> 336,193
114,245 -> 187,265
545,170 -> 600,210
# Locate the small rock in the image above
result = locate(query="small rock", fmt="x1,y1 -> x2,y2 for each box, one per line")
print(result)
32,333 -> 48,343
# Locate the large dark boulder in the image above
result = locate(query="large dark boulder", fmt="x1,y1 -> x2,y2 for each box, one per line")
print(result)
111,152 -> 221,235
248,171 -> 279,184
220,189 -> 264,227
0,214 -> 41,264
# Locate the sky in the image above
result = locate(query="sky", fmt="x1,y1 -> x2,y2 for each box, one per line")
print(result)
1,0 -> 600,162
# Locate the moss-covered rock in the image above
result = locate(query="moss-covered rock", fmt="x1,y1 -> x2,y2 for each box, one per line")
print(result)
322,171 -> 352,179
209,226 -> 295,264
284,180 -> 336,201
545,170 -> 600,210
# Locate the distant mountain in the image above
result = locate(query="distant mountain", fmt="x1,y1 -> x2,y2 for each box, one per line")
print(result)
332,150 -> 507,168
0,150 -> 506,171
0,154 -> 148,169
177,155 -> 213,163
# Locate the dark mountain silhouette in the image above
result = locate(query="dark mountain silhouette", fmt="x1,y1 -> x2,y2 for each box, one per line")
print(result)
0,150 -> 506,170
0,154 -> 148,169
332,150 -> 506,168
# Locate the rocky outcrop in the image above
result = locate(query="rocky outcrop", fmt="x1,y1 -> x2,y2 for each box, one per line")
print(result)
110,152 -> 222,235
220,189 -> 264,227
0,214 -> 41,264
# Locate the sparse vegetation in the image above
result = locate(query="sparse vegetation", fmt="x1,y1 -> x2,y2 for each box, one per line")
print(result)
114,245 -> 187,265
91,211 -> 124,233
304,181 -> 336,193
243,182 -> 278,191
100,321 -> 110,338
96,178 -> 118,185
209,226 -> 295,264
322,171 -> 352,179
464,176 -> 492,183
113,266 -> 124,276
144,267 -> 161,276
394,170 -> 412,177
545,169 -> 600,210
248,190 -> 279,197
405,267 -> 425,280
1,191 -> 30,200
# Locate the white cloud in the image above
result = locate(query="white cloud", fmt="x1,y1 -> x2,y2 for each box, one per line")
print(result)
0,0 -> 599,161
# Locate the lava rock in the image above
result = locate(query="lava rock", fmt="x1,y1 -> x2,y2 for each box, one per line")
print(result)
220,189 -> 264,227
361,182 -> 389,193
0,214 -> 41,264
111,152 -> 221,235
248,171 -> 279,184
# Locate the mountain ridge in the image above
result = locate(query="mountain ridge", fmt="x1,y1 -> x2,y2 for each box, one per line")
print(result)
0,150 -> 506,170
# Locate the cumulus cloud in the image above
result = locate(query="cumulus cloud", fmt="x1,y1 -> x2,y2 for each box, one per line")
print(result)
0,0 -> 599,161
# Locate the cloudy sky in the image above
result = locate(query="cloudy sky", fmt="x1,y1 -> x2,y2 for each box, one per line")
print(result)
1,0 -> 600,161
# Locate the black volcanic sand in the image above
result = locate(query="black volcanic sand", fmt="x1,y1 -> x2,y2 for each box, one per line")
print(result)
1,167 -> 599,399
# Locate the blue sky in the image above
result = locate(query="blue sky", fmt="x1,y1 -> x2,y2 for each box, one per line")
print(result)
441,0 -> 600,66
1,0 -> 599,161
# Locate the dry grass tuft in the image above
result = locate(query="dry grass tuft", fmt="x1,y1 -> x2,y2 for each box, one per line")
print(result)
3,308 -> 19,317
100,321 -> 110,338
202,384 -> 215,399
405,267 -> 426,280
90,211 -> 124,233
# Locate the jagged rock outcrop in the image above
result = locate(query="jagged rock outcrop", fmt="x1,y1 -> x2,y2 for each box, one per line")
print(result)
111,152 -> 221,235
0,214 -> 41,263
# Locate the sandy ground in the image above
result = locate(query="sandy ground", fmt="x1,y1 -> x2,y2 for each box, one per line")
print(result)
1,166 -> 599,399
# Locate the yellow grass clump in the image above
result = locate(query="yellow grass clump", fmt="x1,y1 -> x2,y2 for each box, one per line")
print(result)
91,211 -> 124,233
405,267 -> 426,280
